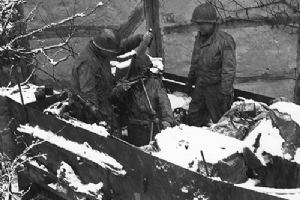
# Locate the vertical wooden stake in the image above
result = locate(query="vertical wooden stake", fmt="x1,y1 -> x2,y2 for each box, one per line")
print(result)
144,0 -> 163,58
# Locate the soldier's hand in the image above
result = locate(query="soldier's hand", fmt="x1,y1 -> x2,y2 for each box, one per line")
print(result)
143,30 -> 153,46
119,80 -> 131,91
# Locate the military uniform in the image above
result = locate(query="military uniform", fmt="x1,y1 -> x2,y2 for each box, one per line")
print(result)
111,55 -> 175,146
72,32 -> 142,123
187,29 -> 236,126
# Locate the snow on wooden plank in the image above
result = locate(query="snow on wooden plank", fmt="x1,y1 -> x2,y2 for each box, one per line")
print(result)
17,124 -> 126,176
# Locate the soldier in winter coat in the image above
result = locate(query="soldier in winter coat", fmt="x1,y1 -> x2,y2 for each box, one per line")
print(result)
186,3 -> 236,127
71,28 -> 144,123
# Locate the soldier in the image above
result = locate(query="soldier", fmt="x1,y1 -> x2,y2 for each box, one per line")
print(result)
111,54 -> 175,147
71,28 -> 146,124
186,3 -> 237,127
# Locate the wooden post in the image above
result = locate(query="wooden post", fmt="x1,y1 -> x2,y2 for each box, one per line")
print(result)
144,0 -> 163,57
294,29 -> 300,104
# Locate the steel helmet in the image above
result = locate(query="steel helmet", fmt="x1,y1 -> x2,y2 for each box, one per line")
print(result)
92,28 -> 121,54
191,3 -> 218,23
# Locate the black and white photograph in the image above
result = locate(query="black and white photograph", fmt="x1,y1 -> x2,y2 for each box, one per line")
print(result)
0,0 -> 300,199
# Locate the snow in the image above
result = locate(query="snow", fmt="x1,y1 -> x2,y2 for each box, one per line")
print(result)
116,50 -> 136,59
167,92 -> 191,110
237,183 -> 300,200
97,2 -> 103,6
17,124 -> 126,176
57,161 -> 103,198
152,124 -> 244,171
28,159 -> 48,172
243,118 -> 285,165
59,118 -> 110,138
44,101 -> 110,137
270,101 -> 300,125
0,84 -> 58,104
181,186 -> 189,193
110,59 -> 132,69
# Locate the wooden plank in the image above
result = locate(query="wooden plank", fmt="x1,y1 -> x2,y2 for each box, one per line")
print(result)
235,72 -> 296,83
144,0 -> 163,57
163,16 -> 300,35
117,0 -> 145,39
30,25 -> 117,39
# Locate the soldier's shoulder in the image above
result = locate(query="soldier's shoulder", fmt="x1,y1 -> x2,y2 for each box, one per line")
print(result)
217,31 -> 236,48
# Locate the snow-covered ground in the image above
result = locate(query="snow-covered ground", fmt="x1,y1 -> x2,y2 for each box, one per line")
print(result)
152,124 -> 244,169
167,92 -> 191,111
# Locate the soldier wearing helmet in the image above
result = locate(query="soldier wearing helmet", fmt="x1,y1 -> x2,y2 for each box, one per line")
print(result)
71,28 -> 151,125
186,3 -> 236,127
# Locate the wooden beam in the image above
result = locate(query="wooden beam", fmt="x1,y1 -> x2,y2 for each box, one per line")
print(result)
29,25 -> 117,39
163,16 -> 300,35
144,0 -> 163,57
117,0 -> 144,39
235,73 -> 296,84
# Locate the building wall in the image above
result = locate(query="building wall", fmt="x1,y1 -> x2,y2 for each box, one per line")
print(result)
25,0 -> 297,99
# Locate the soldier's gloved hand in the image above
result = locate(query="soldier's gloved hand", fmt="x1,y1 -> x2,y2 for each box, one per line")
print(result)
161,121 -> 171,129
135,30 -> 153,56
143,30 -> 153,46
118,80 -> 131,92
112,80 -> 131,97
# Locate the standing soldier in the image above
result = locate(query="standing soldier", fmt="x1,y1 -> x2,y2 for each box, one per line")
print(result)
186,3 -> 237,127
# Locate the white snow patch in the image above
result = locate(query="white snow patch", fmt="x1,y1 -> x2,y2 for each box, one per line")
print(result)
181,186 -> 189,193
44,102 -> 109,137
17,124 -> 125,175
29,160 -> 48,172
235,178 -> 260,187
243,119 -> 284,165
148,55 -> 164,71
152,124 -> 244,171
57,161 -> 103,198
237,184 -> 300,200
167,92 -> 191,110
294,148 -> 300,163
60,118 -> 110,138
270,101 -> 300,125
97,2 -> 103,6
110,59 -> 132,69
116,50 -> 136,59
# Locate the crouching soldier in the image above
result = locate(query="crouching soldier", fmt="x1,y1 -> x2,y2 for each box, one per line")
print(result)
111,55 -> 176,147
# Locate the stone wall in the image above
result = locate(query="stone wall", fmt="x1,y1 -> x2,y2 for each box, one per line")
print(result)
25,0 -> 298,99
